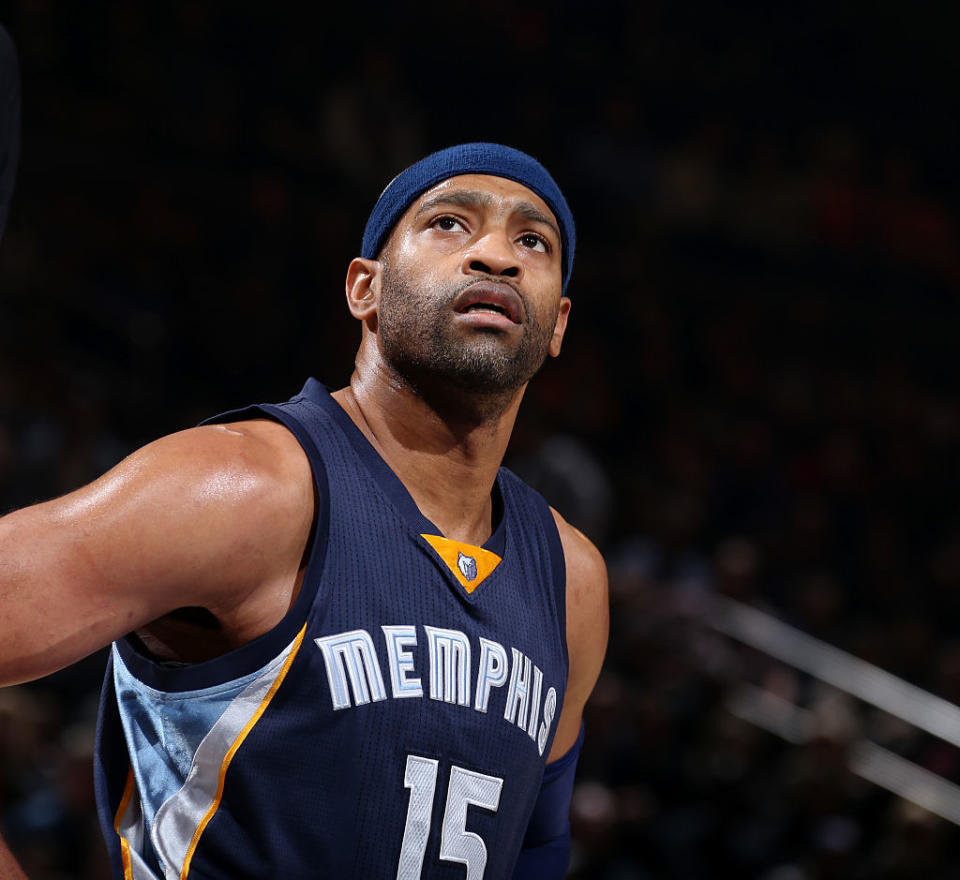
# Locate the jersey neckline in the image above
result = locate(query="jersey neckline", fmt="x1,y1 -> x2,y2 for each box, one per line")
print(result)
298,378 -> 508,559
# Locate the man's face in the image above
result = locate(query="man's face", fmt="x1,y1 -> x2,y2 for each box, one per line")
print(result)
375,174 -> 569,396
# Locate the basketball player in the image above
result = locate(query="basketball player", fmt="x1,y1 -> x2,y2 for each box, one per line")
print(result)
0,143 -> 608,878
0,23 -> 20,242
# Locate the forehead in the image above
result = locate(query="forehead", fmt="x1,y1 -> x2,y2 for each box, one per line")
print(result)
407,174 -> 558,227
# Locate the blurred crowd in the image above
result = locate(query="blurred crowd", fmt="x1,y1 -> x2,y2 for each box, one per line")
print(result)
1,2 -> 958,877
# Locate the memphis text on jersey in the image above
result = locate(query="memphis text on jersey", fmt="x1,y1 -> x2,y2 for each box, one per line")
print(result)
315,624 -> 558,755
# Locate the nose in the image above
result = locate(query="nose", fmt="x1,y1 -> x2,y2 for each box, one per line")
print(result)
461,228 -> 521,281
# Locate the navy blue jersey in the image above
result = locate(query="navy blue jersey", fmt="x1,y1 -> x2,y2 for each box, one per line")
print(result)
94,379 -> 568,879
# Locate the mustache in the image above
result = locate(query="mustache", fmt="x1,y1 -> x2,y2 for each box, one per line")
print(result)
381,263 -> 528,316
460,274 -> 520,296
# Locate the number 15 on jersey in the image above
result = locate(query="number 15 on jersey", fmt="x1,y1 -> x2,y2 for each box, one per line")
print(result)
397,754 -> 504,879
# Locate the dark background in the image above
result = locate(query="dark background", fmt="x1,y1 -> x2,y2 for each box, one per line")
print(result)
1,2 -> 958,877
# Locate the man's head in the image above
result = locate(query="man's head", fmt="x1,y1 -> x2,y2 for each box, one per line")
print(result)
361,143 -> 575,295
346,144 -> 574,407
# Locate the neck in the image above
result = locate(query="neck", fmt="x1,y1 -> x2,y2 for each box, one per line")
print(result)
332,359 -> 524,546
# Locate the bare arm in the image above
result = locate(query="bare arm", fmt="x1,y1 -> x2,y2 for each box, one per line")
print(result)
0,420 -> 313,686
547,510 -> 609,761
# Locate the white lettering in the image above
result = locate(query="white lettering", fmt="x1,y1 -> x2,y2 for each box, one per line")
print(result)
315,629 -> 387,710
314,624 -> 557,753
474,638 -> 509,713
504,648 -> 532,730
382,625 -> 423,699
537,687 -> 557,755
526,664 -> 543,742
425,626 -> 471,706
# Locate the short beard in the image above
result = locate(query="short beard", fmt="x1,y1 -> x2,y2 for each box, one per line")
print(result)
377,260 -> 557,405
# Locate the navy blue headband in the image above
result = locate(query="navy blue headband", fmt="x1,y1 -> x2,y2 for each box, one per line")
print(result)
361,142 -> 575,294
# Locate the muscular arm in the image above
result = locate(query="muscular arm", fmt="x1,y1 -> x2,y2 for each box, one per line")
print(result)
0,420 -> 313,686
548,510 -> 609,762
511,511 -> 607,878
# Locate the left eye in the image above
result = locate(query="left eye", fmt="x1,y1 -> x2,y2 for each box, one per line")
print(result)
519,233 -> 548,253
434,216 -> 466,232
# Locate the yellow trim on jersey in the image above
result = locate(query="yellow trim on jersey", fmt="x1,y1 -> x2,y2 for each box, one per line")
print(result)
113,766 -> 136,880
179,622 -> 308,879
421,534 -> 502,594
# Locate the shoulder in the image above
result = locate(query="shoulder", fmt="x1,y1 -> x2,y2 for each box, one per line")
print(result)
150,418 -> 310,485
114,419 -> 312,519
550,508 -> 609,701
550,509 -> 607,611
57,418 -> 313,608
0,418 -> 316,680
138,418 -> 313,546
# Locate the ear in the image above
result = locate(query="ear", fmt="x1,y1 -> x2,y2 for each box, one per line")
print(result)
547,297 -> 571,358
345,257 -> 382,320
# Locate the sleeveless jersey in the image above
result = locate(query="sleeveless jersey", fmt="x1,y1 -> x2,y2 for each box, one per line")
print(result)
94,379 -> 568,879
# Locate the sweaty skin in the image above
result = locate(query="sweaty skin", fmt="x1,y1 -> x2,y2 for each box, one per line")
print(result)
0,177 -> 608,773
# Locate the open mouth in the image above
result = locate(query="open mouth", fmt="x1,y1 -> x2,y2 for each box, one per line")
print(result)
453,282 -> 523,324
463,302 -> 511,318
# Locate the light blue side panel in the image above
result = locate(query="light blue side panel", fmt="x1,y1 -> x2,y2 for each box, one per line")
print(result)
112,644 -> 278,872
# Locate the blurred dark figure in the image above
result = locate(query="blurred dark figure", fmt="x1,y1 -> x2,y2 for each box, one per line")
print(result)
0,23 -> 19,241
